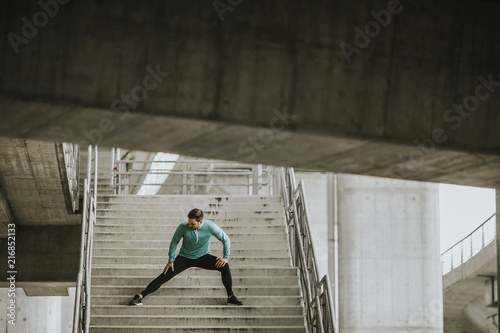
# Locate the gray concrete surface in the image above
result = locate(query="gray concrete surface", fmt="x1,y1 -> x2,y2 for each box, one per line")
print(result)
0,287 -> 75,333
1,0 -> 500,189
0,138 -> 80,235
90,194 -> 306,332
443,241 -> 497,332
0,225 -> 81,283
336,174 -> 442,332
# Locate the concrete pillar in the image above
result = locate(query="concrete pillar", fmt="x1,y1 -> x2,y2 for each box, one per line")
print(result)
336,174 -> 442,332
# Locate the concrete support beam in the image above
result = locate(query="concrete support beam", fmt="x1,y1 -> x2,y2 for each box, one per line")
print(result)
1,0 -> 500,189
3,98 -> 500,189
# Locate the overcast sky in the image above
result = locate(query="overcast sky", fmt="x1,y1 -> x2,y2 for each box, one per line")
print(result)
439,183 -> 496,252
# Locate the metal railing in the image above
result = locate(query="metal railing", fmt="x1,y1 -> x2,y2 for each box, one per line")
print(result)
62,143 -> 80,212
110,149 -> 266,195
73,146 -> 98,333
268,166 -> 337,333
441,213 -> 496,275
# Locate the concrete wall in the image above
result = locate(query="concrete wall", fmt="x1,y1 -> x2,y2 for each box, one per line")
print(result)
0,287 -> 74,333
336,174 -> 442,332
0,226 -> 81,282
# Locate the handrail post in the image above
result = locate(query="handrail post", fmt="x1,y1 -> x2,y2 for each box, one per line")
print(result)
441,213 -> 496,274
482,225 -> 485,247
460,243 -> 464,265
110,148 -> 115,188
275,166 -> 336,332
72,145 -> 99,333
94,146 -> 98,201
117,148 -> 121,195
470,236 -> 473,257
252,164 -> 262,195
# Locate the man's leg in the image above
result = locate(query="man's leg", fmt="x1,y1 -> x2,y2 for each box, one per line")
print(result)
194,254 -> 234,297
138,255 -> 192,298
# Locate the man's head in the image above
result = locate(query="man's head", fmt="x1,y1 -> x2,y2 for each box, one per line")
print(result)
187,208 -> 203,230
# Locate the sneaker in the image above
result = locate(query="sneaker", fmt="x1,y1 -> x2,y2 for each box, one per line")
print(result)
227,295 -> 243,305
128,294 -> 143,306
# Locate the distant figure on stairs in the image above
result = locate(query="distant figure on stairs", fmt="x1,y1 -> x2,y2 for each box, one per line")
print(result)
128,208 -> 243,306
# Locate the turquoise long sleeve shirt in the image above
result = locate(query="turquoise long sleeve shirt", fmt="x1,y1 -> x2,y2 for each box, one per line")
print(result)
168,219 -> 230,263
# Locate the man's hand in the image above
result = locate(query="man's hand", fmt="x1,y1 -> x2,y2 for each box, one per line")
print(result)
215,257 -> 227,268
163,262 -> 174,274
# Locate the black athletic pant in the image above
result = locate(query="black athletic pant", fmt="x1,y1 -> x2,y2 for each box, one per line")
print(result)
139,254 -> 234,298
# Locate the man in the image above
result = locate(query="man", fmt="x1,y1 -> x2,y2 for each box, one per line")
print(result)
128,208 -> 243,305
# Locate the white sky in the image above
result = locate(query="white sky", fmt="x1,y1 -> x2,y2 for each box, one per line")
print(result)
137,153 -> 179,195
439,183 -> 496,253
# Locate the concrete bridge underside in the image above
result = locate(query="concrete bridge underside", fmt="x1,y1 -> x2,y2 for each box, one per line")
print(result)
2,0 -> 500,316
1,0 -> 500,189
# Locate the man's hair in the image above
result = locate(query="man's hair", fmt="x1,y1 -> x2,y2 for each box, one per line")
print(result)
187,208 -> 204,222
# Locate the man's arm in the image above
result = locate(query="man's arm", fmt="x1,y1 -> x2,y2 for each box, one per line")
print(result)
168,224 -> 184,263
211,223 -> 231,261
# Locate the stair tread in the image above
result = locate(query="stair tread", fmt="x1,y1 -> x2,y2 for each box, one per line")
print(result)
91,284 -> 298,289
91,305 -> 301,308
92,314 -> 302,318
89,325 -> 305,328
89,193 -> 304,330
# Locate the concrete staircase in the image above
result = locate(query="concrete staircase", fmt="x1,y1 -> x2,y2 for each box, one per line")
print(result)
88,193 -> 307,332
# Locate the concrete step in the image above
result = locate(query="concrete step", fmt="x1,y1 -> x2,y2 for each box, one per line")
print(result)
88,192 -> 304,331
91,267 -> 298,277
91,295 -> 302,306
89,325 -> 306,332
99,195 -> 282,204
96,216 -> 285,226
92,248 -> 289,257
96,202 -> 283,211
92,240 -> 289,251
96,209 -> 284,218
91,276 -> 299,287
90,304 -> 303,316
91,286 -> 300,296
93,224 -> 286,234
89,315 -> 305,326
92,256 -> 292,266
92,232 -> 287,242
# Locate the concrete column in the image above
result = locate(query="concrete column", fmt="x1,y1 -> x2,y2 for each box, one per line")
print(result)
336,174 -> 442,333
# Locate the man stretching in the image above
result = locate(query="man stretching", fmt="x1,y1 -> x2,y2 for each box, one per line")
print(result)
128,208 -> 243,305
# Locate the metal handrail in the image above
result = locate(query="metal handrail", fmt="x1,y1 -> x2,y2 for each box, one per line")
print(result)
111,150 -> 265,195
115,159 -> 255,164
268,166 -> 337,333
62,143 -> 80,212
73,146 -> 98,333
441,213 -> 496,274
